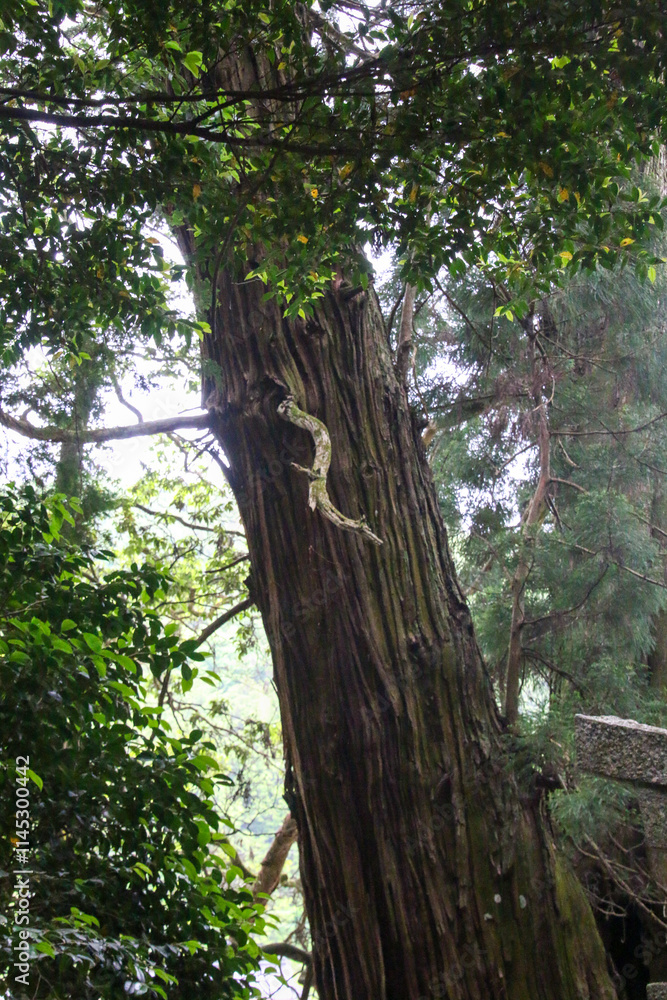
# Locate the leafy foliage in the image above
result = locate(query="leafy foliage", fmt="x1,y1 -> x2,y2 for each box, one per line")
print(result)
2,0 -> 667,339
398,210 -> 667,938
0,487 -> 267,999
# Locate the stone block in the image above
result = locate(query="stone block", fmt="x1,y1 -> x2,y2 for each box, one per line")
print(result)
647,984 -> 667,999
575,714 -> 667,787
638,787 -> 667,849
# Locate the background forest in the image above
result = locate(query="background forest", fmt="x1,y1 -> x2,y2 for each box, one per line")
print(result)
2,2 -> 667,999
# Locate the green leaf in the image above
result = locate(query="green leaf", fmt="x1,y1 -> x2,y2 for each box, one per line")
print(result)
191,754 -> 218,771
51,636 -> 73,654
109,652 -> 138,672
182,51 -> 203,76
181,858 -> 198,880
195,821 -> 211,846
26,769 -> 43,790
83,633 -> 104,653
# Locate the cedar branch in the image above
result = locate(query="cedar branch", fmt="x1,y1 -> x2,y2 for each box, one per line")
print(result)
0,407 -> 210,443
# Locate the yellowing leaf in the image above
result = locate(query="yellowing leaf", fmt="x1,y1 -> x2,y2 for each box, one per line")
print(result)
538,162 -> 554,177
558,188 -> 569,202
192,184 -> 202,201
620,238 -> 635,247
338,163 -> 353,180
296,235 -> 308,244
310,188 -> 318,198
409,184 -> 418,203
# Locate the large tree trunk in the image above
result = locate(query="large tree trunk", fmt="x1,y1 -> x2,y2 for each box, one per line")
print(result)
178,234 -> 615,998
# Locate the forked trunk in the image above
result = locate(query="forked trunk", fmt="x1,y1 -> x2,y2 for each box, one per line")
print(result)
179,245 -> 615,999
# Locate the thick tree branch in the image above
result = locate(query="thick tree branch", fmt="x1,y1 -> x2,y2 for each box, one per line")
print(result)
0,407 -> 210,443
430,387 -> 529,432
252,813 -> 299,900
262,941 -> 311,964
0,104 -> 358,156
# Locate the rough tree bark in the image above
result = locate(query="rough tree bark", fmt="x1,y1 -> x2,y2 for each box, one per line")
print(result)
176,219 -> 615,998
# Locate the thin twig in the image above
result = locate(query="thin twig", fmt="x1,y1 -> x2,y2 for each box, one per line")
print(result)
110,373 -> 144,423
553,410 -> 667,439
